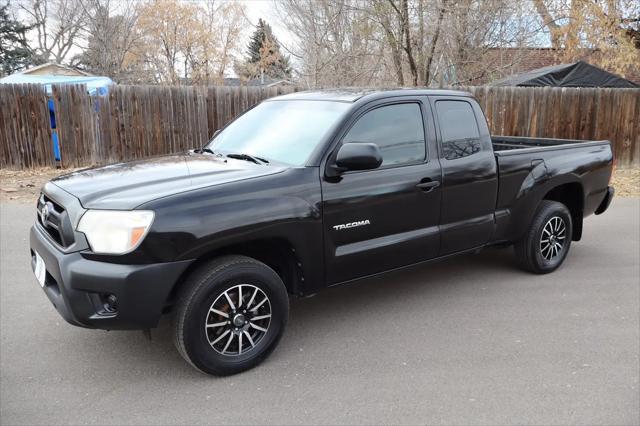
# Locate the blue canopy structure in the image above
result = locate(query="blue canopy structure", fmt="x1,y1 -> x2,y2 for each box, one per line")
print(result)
0,74 -> 113,95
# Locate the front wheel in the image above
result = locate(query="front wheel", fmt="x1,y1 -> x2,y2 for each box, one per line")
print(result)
515,200 -> 573,274
173,255 -> 289,376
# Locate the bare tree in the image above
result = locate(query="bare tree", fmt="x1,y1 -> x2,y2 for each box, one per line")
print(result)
435,0 -> 537,85
71,0 -> 142,82
532,0 -> 563,48
276,0 -> 390,87
278,0 -> 542,88
134,0 -> 198,84
369,0 -> 406,85
207,1 -> 246,82
20,0 -> 85,63
532,0 -> 639,76
134,0 -> 246,85
423,0 -> 446,85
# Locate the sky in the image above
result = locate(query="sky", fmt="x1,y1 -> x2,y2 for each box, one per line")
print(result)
241,0 -> 277,27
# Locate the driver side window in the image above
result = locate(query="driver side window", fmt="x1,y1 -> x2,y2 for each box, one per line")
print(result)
343,103 -> 426,167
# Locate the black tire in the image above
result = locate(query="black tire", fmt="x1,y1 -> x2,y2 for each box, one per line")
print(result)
173,255 -> 289,376
515,200 -> 573,274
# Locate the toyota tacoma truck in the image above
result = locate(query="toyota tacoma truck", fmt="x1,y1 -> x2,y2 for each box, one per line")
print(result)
30,89 -> 615,375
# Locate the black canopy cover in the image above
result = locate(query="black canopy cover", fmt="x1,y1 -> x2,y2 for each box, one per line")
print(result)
491,61 -> 639,88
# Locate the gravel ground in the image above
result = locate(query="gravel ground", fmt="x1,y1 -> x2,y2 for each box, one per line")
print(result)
612,168 -> 640,197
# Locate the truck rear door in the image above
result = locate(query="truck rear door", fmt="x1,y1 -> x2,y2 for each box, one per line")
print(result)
430,96 -> 498,255
321,97 -> 442,284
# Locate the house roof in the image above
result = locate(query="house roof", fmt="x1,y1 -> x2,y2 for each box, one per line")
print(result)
490,60 -> 639,88
17,62 -> 92,77
223,77 -> 294,87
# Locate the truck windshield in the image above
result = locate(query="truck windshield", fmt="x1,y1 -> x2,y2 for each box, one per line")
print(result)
206,100 -> 350,166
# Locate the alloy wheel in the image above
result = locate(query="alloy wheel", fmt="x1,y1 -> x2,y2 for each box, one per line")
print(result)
204,284 -> 272,356
539,216 -> 566,261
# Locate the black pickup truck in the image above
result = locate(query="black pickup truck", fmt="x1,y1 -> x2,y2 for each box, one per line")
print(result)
30,89 -> 614,375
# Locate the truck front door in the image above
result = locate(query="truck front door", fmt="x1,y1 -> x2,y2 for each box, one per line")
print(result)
321,98 -> 442,284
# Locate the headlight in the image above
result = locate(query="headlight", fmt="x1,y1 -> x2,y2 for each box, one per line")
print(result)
77,210 -> 154,254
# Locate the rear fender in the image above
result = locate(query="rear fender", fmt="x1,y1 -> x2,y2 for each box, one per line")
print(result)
508,173 -> 584,242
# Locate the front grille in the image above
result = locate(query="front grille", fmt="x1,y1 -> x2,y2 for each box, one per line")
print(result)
37,193 -> 75,248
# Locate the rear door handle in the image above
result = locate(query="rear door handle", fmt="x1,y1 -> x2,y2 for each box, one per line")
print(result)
416,180 -> 441,192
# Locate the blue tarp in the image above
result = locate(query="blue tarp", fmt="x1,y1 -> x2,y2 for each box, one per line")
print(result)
0,74 -> 113,95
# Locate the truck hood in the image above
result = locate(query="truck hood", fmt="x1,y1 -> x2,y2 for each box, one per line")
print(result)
51,152 -> 286,209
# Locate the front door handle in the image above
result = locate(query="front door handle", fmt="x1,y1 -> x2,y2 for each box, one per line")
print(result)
416,180 -> 441,192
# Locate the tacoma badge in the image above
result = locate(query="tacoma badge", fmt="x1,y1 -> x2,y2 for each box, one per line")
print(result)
333,220 -> 371,231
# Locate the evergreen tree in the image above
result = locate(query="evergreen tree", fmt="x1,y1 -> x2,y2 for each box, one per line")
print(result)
0,2 -> 34,76
244,18 -> 291,80
247,18 -> 269,64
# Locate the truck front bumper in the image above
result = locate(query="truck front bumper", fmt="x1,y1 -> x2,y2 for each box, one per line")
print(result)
595,186 -> 615,215
30,224 -> 193,330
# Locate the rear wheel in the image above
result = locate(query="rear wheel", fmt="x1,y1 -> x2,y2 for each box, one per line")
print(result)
173,255 -> 289,376
515,200 -> 573,274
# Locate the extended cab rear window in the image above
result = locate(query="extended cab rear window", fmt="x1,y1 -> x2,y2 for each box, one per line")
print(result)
435,100 -> 482,160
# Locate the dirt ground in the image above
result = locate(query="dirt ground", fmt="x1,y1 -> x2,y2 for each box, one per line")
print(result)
612,168 -> 640,197
1,166 -> 639,203
1,167 -> 82,203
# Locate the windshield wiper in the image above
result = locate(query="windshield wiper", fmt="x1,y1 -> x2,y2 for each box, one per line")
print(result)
193,147 -> 217,155
225,153 -> 269,164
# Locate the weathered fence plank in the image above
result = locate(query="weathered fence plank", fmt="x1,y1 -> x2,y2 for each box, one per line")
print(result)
0,84 -> 52,169
1,85 -> 638,169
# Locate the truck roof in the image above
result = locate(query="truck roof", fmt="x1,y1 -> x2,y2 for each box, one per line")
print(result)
269,88 -> 474,103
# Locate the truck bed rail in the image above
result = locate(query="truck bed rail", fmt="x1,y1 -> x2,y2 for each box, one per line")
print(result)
492,136 -> 610,156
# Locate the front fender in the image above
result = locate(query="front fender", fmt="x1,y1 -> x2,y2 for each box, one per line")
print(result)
135,167 -> 325,293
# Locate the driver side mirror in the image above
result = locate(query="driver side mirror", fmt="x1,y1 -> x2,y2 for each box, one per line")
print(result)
330,143 -> 382,176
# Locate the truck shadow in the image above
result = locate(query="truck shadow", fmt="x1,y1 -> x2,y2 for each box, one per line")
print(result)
75,246 -> 520,378
284,246 -> 520,347
291,246 -> 517,314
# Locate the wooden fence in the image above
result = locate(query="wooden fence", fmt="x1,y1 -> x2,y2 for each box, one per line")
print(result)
0,84 -> 55,169
0,84 -> 638,169
459,86 -> 639,166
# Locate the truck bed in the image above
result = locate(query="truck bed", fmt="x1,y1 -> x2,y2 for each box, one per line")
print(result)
490,135 -> 613,243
